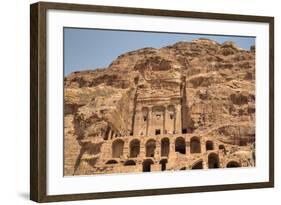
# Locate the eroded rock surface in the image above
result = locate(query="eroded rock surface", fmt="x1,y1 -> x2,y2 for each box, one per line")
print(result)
64,38 -> 255,175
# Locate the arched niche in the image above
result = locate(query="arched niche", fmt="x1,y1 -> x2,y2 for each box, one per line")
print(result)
145,139 -> 156,157
175,137 -> 186,154
124,160 -> 136,166
219,144 -> 225,150
105,159 -> 118,165
206,140 -> 214,151
190,137 -> 201,153
161,138 -> 170,157
129,139 -> 140,158
112,139 -> 124,158
142,159 -> 154,172
226,161 -> 241,168
208,153 -> 219,169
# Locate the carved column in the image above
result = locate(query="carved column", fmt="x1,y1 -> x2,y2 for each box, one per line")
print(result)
123,140 -> 129,159
139,139 -> 146,158
155,140 -> 161,160
164,106 -> 168,135
203,158 -> 208,169
147,106 -> 152,136
186,139 -> 190,156
175,104 -> 182,134
107,129 -> 112,140
163,107 -> 165,135
145,108 -> 149,136
169,137 -> 176,158
201,139 -> 206,154
133,107 -> 140,136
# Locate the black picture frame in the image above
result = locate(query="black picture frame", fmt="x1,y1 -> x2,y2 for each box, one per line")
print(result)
30,1 -> 274,202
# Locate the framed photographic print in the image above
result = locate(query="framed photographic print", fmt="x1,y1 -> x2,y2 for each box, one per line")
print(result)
30,1 -> 274,202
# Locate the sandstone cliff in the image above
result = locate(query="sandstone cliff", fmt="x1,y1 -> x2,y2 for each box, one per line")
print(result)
64,38 -> 255,175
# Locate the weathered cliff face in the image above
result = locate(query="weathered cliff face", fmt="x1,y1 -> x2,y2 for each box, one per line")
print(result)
64,38 -> 255,175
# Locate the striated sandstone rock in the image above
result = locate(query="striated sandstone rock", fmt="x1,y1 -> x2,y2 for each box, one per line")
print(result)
64,38 -> 255,175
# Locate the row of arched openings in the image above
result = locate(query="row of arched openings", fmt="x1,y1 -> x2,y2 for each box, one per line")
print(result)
181,153 -> 219,170
112,138 -> 222,158
178,156 -> 241,170
106,157 -> 240,172
143,154 -> 241,172
105,158 -> 168,172
143,159 -> 168,172
112,137 -> 217,158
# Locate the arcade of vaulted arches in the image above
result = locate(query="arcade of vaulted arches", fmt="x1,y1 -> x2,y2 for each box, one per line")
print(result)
97,133 -> 251,174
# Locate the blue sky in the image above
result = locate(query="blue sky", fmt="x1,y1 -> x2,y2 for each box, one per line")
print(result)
64,28 -> 255,76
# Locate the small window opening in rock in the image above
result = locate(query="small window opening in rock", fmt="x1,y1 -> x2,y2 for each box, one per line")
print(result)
182,129 -> 187,134
143,116 -> 147,122
239,139 -> 247,146
169,114 -> 174,119
155,129 -> 161,135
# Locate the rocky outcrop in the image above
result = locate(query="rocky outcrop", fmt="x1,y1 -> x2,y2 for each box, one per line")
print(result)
64,38 -> 255,175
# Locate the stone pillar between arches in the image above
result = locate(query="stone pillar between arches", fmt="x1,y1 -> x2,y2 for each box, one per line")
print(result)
175,104 -> 182,134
